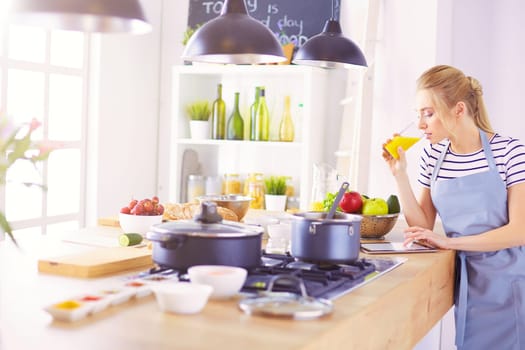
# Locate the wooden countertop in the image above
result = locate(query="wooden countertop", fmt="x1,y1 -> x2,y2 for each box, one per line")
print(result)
0,218 -> 454,350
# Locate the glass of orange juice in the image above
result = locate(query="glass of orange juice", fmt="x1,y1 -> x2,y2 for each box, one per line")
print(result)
384,122 -> 422,159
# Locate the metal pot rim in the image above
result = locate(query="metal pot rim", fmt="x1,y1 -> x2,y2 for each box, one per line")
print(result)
292,212 -> 363,223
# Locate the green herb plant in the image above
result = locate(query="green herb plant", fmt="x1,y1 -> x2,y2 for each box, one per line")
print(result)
186,100 -> 211,121
264,176 -> 287,195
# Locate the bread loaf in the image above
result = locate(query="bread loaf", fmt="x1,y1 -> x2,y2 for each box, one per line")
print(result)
163,202 -> 239,222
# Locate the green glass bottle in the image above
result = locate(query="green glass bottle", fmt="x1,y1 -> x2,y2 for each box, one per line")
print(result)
211,83 -> 226,139
227,92 -> 244,140
255,87 -> 270,141
279,95 -> 294,142
249,86 -> 261,141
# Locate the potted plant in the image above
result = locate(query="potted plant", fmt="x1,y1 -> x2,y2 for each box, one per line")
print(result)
186,100 -> 211,139
264,176 -> 288,211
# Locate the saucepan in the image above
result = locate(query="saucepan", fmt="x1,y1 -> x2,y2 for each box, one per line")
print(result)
147,202 -> 264,270
290,182 -> 363,263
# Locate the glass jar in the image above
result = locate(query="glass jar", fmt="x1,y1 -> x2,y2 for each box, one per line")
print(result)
187,174 -> 205,202
205,175 -> 223,195
223,173 -> 242,195
244,173 -> 265,209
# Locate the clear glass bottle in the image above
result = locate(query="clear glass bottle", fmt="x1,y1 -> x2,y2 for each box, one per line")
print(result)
279,95 -> 294,142
227,92 -> 244,140
255,87 -> 269,141
249,86 -> 261,141
211,83 -> 226,139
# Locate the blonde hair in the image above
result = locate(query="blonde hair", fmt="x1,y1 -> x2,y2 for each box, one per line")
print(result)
416,65 -> 493,133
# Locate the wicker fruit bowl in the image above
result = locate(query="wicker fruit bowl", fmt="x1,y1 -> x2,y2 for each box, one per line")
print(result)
359,213 -> 399,239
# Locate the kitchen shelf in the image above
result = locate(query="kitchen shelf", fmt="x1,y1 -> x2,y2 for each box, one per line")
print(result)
168,64 -> 331,209
175,138 -> 304,148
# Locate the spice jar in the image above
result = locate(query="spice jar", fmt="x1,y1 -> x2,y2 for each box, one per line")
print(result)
244,173 -> 265,209
223,173 -> 242,195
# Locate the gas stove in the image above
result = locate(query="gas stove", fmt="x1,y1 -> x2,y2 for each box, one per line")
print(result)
241,252 -> 406,300
133,252 -> 406,301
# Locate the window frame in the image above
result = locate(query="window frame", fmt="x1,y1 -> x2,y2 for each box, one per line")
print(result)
0,23 -> 91,236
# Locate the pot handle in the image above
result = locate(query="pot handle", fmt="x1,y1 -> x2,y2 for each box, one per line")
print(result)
267,275 -> 308,297
308,222 -> 357,237
157,234 -> 186,250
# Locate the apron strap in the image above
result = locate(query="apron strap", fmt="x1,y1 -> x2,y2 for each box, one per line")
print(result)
431,140 -> 450,182
455,253 -> 468,346
479,130 -> 496,169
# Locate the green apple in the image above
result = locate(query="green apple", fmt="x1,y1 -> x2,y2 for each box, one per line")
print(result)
361,197 -> 388,215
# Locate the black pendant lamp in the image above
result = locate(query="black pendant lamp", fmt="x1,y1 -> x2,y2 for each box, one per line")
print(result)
8,0 -> 151,34
182,0 -> 285,65
293,0 -> 367,69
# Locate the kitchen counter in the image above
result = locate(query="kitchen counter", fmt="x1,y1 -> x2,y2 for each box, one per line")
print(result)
0,219 -> 454,350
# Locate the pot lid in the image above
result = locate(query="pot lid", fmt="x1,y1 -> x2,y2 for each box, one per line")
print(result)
238,275 -> 333,320
148,202 -> 263,238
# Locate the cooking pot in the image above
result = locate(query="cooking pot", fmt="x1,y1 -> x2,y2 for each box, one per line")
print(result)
146,202 -> 264,270
291,211 -> 362,264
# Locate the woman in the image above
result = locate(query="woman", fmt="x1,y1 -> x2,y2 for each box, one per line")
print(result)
383,65 -> 525,349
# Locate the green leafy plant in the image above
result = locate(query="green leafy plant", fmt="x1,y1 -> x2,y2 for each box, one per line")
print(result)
0,114 -> 57,245
182,24 -> 202,46
264,176 -> 287,195
186,100 -> 211,121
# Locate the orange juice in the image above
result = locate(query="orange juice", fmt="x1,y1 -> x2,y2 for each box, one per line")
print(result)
384,135 -> 421,159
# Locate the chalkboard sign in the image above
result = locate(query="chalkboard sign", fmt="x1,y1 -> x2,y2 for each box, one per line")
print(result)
187,0 -> 336,47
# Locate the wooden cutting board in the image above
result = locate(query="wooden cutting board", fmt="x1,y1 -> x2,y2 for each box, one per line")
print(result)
38,247 -> 154,278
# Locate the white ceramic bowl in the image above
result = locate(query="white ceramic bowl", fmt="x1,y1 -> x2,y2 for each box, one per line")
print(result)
152,282 -> 213,315
118,213 -> 163,234
188,265 -> 247,299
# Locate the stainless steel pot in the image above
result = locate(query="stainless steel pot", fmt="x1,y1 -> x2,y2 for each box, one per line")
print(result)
146,202 -> 264,270
291,211 -> 362,264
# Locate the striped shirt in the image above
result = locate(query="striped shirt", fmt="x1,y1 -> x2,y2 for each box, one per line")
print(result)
418,134 -> 525,188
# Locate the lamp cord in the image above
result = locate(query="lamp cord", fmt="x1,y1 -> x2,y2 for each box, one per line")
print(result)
331,0 -> 340,21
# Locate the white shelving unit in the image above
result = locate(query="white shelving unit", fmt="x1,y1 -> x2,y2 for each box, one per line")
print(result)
169,64 -> 330,210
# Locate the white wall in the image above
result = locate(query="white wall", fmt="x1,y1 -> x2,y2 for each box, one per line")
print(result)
90,0 -> 163,220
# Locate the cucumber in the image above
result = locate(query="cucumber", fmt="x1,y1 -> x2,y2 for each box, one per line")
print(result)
119,233 -> 143,247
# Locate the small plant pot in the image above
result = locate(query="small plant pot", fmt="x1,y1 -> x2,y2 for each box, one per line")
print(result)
265,194 -> 287,212
189,120 -> 210,140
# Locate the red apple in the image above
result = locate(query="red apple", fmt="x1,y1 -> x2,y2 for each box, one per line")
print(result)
339,191 -> 363,213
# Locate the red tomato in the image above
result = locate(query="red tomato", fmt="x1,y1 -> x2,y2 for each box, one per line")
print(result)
339,191 -> 363,213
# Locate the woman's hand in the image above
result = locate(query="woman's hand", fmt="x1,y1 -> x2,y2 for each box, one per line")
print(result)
403,226 -> 450,250
382,134 -> 408,177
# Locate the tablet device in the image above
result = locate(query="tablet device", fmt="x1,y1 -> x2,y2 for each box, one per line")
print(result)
361,242 -> 437,254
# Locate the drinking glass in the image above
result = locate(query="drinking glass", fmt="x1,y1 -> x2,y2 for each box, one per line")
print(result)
384,121 -> 422,159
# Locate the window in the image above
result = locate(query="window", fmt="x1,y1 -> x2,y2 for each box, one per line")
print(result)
1,23 -> 89,238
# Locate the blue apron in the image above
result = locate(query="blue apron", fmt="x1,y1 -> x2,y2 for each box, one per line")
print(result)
430,130 -> 525,349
